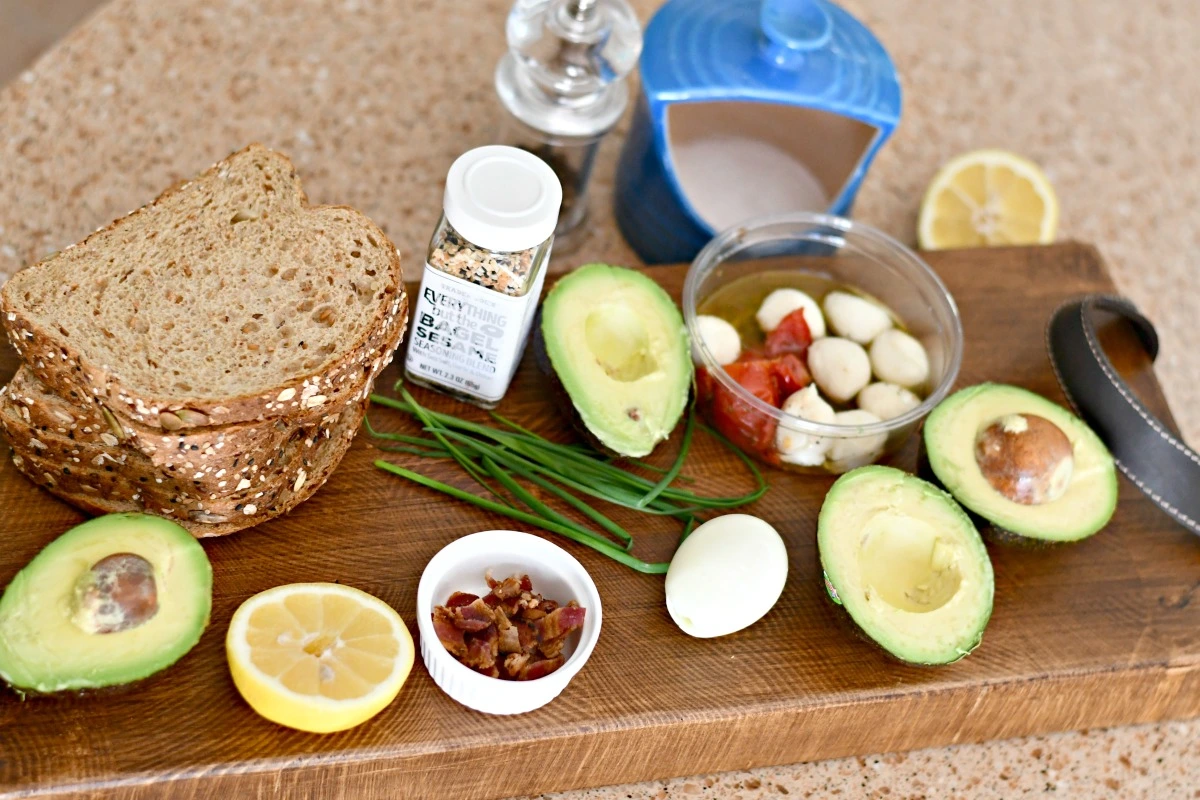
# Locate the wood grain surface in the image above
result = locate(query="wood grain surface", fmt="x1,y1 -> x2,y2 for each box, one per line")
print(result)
0,243 -> 1197,799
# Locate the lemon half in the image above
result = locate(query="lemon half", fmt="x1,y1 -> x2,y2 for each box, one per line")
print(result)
918,149 -> 1058,250
226,582 -> 414,733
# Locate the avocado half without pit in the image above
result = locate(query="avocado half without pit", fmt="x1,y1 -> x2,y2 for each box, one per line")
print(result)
536,263 -> 693,458
0,513 -> 213,693
818,466 -> 994,666
923,383 -> 1118,543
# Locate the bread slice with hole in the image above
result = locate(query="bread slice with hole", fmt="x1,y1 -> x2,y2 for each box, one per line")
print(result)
1,143 -> 406,431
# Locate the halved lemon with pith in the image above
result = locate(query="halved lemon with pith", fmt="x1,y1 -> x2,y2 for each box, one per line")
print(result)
918,149 -> 1059,250
226,582 -> 414,733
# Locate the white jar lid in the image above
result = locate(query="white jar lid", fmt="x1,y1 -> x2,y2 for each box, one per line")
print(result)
443,145 -> 563,253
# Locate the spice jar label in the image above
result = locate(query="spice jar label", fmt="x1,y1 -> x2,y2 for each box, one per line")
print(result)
405,263 -> 547,404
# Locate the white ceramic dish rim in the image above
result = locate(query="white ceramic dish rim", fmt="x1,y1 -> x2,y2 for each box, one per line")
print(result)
682,211 -> 965,439
415,529 -> 602,703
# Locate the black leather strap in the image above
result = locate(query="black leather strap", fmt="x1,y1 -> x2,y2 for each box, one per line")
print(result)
1047,294 -> 1200,537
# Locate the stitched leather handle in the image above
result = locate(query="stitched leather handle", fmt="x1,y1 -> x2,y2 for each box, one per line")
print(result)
1047,294 -> 1200,536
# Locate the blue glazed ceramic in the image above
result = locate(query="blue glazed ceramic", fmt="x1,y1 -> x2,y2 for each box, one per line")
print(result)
615,0 -> 901,264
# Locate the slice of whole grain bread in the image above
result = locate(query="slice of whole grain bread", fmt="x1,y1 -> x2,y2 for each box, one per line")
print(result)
6,401 -> 364,536
5,334 -> 390,479
1,381 -> 365,523
0,377 -> 352,499
1,143 -> 406,431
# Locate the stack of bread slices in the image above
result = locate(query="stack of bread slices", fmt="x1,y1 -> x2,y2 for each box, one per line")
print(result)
0,144 -> 407,536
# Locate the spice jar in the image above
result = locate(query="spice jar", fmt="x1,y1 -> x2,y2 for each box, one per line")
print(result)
404,145 -> 563,408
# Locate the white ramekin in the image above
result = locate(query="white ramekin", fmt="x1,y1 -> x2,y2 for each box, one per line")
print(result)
415,530 -> 602,715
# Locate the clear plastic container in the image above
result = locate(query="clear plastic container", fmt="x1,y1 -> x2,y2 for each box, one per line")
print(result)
683,212 -> 963,474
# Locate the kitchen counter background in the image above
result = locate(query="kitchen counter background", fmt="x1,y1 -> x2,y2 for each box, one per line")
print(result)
0,0 -> 1196,798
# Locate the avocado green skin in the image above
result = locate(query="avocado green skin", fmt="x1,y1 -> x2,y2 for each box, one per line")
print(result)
818,466 -> 993,666
0,513 -> 213,695
536,263 -> 692,458
922,383 -> 1118,544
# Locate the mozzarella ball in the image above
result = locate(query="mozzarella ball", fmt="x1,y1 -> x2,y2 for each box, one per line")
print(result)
755,288 -> 826,338
827,409 -> 887,471
691,315 -> 741,365
869,329 -> 930,389
776,385 -> 836,466
806,337 -> 871,404
666,514 -> 787,638
857,382 -> 922,420
822,291 -> 893,344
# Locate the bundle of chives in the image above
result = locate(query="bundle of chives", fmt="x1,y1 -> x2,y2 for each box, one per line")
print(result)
368,386 -> 767,574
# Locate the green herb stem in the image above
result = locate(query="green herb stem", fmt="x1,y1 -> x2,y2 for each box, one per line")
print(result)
374,460 -> 669,574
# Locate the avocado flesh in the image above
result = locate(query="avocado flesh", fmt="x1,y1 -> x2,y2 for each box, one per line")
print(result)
0,513 -> 212,693
541,263 -> 692,458
924,383 -> 1117,542
819,466 -> 994,665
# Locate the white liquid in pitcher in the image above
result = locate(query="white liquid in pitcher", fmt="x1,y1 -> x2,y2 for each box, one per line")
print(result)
671,134 -> 829,231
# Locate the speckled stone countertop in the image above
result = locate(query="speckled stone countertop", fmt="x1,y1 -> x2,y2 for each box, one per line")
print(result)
0,0 -> 1196,797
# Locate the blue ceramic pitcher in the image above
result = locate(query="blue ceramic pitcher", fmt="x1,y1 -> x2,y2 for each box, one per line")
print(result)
614,0 -> 901,264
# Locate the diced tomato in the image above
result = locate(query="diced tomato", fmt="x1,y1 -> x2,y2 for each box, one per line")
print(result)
769,353 -> 811,397
699,361 -> 779,457
721,360 -> 782,407
697,353 -> 813,464
764,308 -> 813,359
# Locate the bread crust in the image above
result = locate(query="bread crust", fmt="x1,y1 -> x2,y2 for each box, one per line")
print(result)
6,401 -> 364,537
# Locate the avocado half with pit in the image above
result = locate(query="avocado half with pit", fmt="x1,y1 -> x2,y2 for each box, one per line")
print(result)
923,383 -> 1117,543
0,513 -> 212,693
818,466 -> 994,666
537,263 -> 692,458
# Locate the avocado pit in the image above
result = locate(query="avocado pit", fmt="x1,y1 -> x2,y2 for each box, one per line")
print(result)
71,552 -> 159,634
974,413 -> 1073,505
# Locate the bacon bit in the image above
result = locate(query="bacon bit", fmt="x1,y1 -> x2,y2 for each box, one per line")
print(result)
450,598 -> 495,632
432,607 -> 467,658
446,591 -> 479,608
463,625 -> 499,671
518,656 -> 565,681
494,575 -> 526,600
503,652 -> 530,678
498,624 -> 522,654
433,571 -> 585,681
540,636 -> 566,659
533,604 -> 587,642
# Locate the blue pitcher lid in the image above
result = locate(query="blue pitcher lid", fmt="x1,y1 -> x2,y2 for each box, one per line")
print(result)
640,0 -> 901,129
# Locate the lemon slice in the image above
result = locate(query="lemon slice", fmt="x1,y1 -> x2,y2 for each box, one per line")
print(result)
918,149 -> 1059,249
226,582 -> 414,733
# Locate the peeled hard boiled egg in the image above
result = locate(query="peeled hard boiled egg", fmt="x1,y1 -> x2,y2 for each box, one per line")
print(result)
692,314 -> 741,365
756,288 -> 826,338
665,514 -> 787,638
776,385 -> 835,466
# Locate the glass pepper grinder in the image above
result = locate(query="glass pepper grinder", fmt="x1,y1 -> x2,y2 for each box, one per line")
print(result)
494,0 -> 642,254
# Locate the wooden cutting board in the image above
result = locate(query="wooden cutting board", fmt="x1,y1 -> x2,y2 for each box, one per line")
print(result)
0,243 -> 1196,800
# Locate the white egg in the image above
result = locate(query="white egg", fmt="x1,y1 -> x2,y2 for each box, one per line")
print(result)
691,314 -> 741,365
822,291 -> 894,344
755,288 -> 826,338
827,409 -> 888,471
665,514 -> 787,638
857,382 -> 922,420
806,337 -> 872,403
869,329 -> 930,389
776,385 -> 836,466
